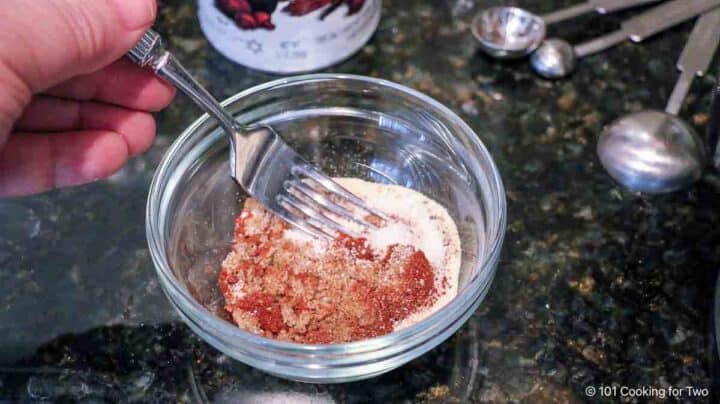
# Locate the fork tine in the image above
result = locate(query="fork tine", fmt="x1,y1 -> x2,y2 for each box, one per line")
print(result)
287,185 -> 365,236
291,218 -> 335,240
277,194 -> 356,237
291,164 -> 390,221
276,197 -> 336,240
305,217 -> 342,238
284,180 -> 378,229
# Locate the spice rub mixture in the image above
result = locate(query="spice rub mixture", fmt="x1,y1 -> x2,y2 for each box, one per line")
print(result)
219,178 -> 461,344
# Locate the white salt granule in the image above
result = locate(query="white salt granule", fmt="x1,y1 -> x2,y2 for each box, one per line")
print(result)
282,178 -> 462,330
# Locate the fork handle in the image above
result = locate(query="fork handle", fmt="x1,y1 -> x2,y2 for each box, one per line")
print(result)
126,30 -> 237,133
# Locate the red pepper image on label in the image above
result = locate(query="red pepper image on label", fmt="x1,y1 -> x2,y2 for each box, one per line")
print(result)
216,0 -> 365,31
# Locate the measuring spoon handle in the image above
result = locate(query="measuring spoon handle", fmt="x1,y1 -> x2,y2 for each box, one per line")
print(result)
666,8 -> 720,115
542,3 -> 594,25
625,0 -> 720,41
542,0 -> 660,25
592,0 -> 660,13
575,0 -> 720,58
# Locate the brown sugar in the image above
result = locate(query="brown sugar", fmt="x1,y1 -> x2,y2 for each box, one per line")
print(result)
218,198 -> 440,344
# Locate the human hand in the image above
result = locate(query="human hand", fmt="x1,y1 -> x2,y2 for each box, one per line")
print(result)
0,0 -> 175,197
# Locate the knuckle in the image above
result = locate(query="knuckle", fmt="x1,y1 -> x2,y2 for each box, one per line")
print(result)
67,6 -> 107,61
51,0 -> 108,63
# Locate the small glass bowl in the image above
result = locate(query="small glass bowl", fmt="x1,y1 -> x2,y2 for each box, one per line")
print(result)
146,74 -> 506,383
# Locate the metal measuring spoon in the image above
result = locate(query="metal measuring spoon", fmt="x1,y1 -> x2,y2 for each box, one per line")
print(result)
530,0 -> 720,78
597,8 -> 720,193
471,0 -> 659,59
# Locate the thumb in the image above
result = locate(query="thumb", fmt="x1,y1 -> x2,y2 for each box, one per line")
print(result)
0,0 -> 156,95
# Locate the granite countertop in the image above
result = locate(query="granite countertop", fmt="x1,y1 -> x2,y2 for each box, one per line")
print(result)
2,0 -> 720,402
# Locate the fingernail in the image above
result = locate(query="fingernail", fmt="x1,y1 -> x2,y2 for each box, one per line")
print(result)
110,0 -> 156,30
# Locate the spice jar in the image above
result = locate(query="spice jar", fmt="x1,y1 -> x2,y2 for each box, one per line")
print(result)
198,0 -> 382,74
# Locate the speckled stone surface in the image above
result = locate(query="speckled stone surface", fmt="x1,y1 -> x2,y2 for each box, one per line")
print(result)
2,0 -> 720,402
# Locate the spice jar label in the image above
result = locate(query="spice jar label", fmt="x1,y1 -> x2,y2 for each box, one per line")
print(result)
198,0 -> 381,74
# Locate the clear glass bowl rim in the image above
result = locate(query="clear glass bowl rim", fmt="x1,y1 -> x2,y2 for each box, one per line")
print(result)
146,73 -> 507,355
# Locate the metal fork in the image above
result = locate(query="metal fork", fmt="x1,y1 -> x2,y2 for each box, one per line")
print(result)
127,30 -> 386,239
